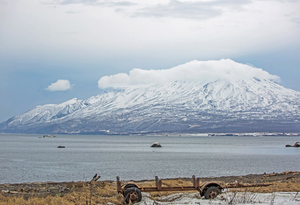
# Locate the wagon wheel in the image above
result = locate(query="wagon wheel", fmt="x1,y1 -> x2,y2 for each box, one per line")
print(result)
123,184 -> 138,192
124,187 -> 142,204
204,186 -> 221,199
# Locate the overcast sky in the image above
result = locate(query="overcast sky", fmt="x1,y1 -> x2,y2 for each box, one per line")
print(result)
0,0 -> 300,122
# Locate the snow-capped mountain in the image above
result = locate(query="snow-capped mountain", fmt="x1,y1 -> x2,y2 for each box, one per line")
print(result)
1,59 -> 300,134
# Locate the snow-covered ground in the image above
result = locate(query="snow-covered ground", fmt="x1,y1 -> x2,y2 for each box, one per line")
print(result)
135,192 -> 300,205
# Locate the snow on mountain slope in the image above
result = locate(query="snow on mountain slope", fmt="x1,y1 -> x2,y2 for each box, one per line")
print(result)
1,59 -> 300,134
3,98 -> 87,126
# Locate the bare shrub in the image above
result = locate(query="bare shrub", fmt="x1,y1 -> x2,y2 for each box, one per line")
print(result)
219,188 -> 261,204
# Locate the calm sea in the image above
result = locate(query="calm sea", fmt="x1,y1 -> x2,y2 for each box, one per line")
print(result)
0,133 -> 299,184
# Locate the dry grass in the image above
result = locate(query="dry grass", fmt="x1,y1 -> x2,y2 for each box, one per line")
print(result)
228,178 -> 300,193
0,181 -> 125,205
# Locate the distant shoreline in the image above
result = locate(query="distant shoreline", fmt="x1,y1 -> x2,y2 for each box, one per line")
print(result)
1,132 -> 300,136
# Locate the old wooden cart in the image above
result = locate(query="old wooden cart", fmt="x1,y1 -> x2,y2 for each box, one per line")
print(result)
117,175 -> 273,204
117,175 -> 225,204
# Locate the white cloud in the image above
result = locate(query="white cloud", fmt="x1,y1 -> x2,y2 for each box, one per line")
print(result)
50,0 -> 136,7
46,79 -> 72,91
2,0 -> 299,63
133,0 -> 252,20
98,59 -> 280,89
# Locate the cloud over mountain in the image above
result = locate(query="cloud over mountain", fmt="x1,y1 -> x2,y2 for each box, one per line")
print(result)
98,59 -> 280,89
46,79 -> 72,91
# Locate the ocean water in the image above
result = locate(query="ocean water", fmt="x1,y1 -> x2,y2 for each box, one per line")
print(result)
0,133 -> 299,184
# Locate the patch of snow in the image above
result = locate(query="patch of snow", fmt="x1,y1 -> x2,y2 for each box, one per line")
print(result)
135,192 -> 300,205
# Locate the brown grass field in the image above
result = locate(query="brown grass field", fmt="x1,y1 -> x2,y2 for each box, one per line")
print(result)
1,171 -> 299,205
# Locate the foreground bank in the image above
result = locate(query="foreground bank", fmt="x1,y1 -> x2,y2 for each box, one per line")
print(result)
0,171 -> 300,204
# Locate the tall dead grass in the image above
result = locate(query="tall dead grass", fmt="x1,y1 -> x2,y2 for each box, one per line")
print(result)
0,182 -> 124,205
227,178 -> 300,193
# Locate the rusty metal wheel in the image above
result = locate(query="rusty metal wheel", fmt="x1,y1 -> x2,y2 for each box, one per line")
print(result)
124,183 -> 138,190
124,187 -> 142,204
204,186 -> 221,199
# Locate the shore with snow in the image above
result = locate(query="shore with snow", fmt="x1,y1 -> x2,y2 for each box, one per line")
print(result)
136,192 -> 299,205
1,171 -> 300,204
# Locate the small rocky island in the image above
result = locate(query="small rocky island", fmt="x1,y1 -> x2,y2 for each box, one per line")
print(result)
151,142 -> 162,147
286,142 -> 300,147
